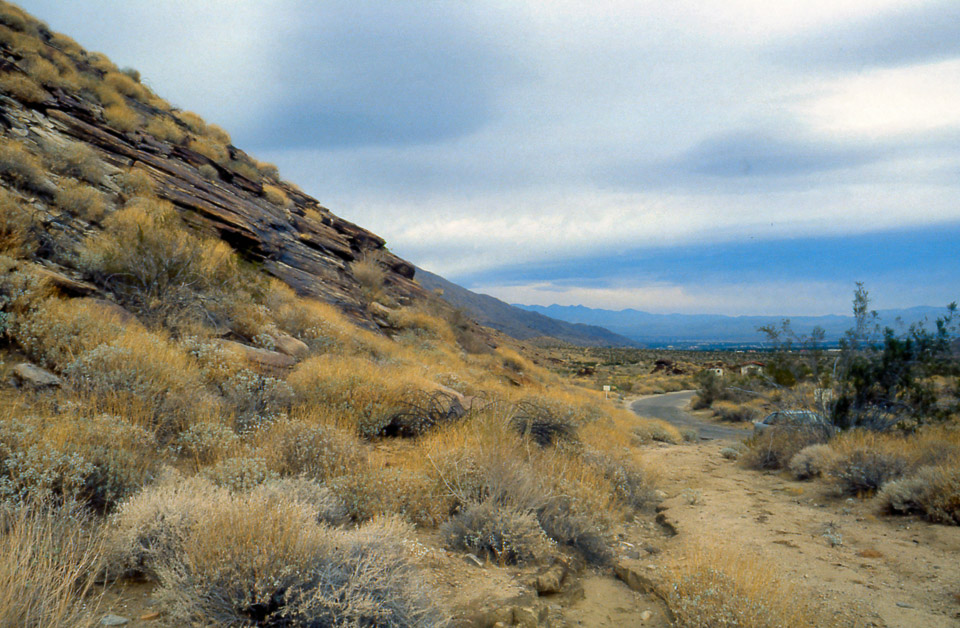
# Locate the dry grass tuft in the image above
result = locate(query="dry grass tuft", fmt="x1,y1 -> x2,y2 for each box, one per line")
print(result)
144,115 -> 186,144
0,136 -> 48,191
0,502 -> 105,627
352,252 -> 387,305
662,542 -> 834,627
54,178 -> 108,222
188,135 -> 229,164
47,140 -> 105,183
0,71 -> 48,103
116,167 -> 154,197
262,183 -> 291,207
103,102 -> 141,133
0,188 -> 35,256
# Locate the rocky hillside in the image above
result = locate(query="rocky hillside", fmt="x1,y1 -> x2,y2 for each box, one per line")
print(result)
0,8 -> 420,327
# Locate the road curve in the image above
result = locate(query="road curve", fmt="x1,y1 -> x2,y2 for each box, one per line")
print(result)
629,390 -> 747,441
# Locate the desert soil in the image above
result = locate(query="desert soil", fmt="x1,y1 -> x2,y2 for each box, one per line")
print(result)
629,390 -> 960,628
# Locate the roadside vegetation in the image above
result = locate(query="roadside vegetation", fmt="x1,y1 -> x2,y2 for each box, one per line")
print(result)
691,285 -> 959,528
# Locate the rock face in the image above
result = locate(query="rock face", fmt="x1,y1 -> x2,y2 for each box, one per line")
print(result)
11,363 -> 61,389
0,34 -> 424,327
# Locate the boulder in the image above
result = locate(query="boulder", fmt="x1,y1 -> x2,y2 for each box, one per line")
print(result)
219,340 -> 297,370
11,363 -> 61,389
271,333 -> 309,359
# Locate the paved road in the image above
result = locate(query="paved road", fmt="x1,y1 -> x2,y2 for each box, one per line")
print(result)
629,391 -> 747,441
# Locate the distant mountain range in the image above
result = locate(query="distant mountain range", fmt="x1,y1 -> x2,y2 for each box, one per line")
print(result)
513,304 -> 952,348
415,269 -> 639,347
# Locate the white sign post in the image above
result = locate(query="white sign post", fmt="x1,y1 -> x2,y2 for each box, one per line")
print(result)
602,385 -> 611,399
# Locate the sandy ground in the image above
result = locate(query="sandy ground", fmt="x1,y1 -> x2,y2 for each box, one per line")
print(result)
630,392 -> 960,628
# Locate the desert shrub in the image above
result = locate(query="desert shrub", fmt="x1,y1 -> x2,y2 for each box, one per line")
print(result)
144,115 -> 186,144
173,421 -> 238,467
741,426 -> 829,471
61,328 -> 207,436
47,141 -> 104,183
253,477 -> 350,526
0,189 -> 35,256
103,71 -> 151,103
146,489 -> 444,627
714,399 -> 764,422
79,196 -> 247,326
197,162 -> 217,180
0,136 -> 48,191
585,451 -> 656,510
663,544 -> 822,628
54,179 -> 107,221
175,110 -> 207,135
536,496 -> 613,566
720,446 -> 741,460
229,158 -> 260,181
9,296 -> 126,369
442,501 -> 554,565
0,71 -> 48,103
329,468 -> 445,526
21,54 -> 68,89
879,465 -> 960,524
103,102 -> 141,132
205,123 -> 232,145
262,183 -> 291,207
0,413 -> 158,511
259,419 -> 364,480
352,253 -> 386,304
789,444 -> 838,480
188,135 -> 228,164
830,448 -> 909,496
256,159 -> 280,180
290,355 -> 440,437
510,399 -> 578,447
648,423 -> 681,444
116,167 -> 154,196
218,368 -> 293,433
0,502 -> 104,627
202,456 -> 276,493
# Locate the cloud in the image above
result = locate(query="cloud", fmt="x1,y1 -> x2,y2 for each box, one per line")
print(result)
772,0 -> 960,70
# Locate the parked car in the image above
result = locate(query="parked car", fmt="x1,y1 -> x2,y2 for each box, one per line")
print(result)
753,410 -> 835,436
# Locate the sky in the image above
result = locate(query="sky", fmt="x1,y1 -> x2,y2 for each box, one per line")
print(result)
20,0 -> 960,315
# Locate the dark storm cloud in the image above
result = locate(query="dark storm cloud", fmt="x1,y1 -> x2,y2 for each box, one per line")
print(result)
244,1 -> 523,149
773,0 -> 960,70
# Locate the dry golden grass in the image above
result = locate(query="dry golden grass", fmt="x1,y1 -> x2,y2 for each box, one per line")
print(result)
0,503 -> 104,628
0,136 -> 46,190
144,114 -> 186,144
262,183 -> 291,207
117,166 -> 154,197
205,123 -> 231,145
662,541 -> 835,627
103,71 -> 151,103
351,253 -> 387,305
0,187 -> 34,256
175,110 -> 207,135
103,102 -> 141,133
54,178 -> 108,221
47,139 -> 105,183
188,135 -> 229,164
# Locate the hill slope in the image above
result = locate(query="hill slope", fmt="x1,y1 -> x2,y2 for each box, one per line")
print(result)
416,268 -> 638,347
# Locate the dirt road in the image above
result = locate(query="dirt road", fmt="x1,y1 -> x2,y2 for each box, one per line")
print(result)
629,390 -> 748,441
